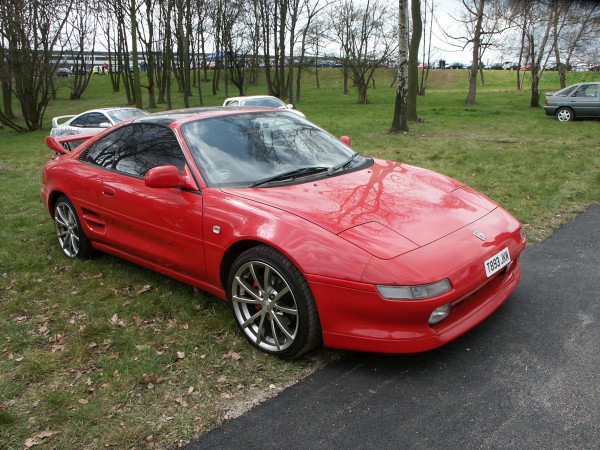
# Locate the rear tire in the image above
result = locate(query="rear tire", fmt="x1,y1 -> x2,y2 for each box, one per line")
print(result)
53,195 -> 94,259
556,107 -> 574,122
227,245 -> 322,359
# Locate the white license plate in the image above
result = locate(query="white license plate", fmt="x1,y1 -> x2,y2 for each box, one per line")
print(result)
484,248 -> 511,277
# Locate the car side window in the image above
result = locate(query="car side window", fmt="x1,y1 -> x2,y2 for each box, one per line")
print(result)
557,86 -> 577,97
85,112 -> 109,127
573,84 -> 597,98
70,114 -> 89,127
583,84 -> 598,98
80,127 -> 127,168
81,124 -> 187,178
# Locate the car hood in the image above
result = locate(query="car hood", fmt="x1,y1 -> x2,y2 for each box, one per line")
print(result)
224,159 -> 498,259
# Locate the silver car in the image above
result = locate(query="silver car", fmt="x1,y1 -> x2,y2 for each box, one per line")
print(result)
50,107 -> 148,136
544,82 -> 600,122
223,95 -> 306,118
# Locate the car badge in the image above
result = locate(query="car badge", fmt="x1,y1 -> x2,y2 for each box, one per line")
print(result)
473,231 -> 486,241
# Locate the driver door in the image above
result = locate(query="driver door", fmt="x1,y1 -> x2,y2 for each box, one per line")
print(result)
83,123 -> 206,280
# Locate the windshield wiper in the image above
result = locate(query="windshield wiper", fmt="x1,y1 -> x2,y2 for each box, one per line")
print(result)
327,152 -> 359,176
251,166 -> 330,188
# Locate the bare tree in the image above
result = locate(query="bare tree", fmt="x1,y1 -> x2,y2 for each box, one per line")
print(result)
102,0 -> 136,103
510,0 -> 555,107
99,10 -> 122,93
553,1 -> 599,88
418,0 -> 436,95
173,0 -> 193,107
0,0 -> 73,131
161,0 -> 175,109
219,0 -> 248,96
138,0 -> 159,108
64,0 -> 99,100
465,0 -> 486,104
305,19 -> 330,91
294,0 -> 331,102
332,0 -> 398,104
391,0 -> 410,133
0,21 -> 15,121
443,0 -> 510,104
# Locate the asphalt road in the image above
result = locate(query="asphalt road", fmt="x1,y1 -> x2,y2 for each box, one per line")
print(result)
186,205 -> 600,450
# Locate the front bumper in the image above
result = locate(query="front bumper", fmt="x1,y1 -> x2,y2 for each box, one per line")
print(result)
310,256 -> 521,353
307,207 -> 525,354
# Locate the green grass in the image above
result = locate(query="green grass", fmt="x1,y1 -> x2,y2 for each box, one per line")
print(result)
1,68 -> 600,448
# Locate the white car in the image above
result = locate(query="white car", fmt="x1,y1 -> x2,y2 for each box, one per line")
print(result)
223,95 -> 306,118
50,107 -> 148,137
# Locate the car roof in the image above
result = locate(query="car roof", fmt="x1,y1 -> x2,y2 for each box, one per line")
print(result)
130,107 -> 273,127
566,82 -> 599,87
225,95 -> 278,101
72,107 -> 144,116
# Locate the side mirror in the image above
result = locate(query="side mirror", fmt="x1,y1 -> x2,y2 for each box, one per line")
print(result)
145,165 -> 198,190
98,122 -> 111,128
340,136 -> 352,147
287,104 -> 295,109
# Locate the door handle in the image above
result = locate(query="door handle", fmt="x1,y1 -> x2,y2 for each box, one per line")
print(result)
102,187 -> 115,197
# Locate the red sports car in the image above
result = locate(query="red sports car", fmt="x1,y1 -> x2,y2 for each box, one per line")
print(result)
42,108 -> 526,359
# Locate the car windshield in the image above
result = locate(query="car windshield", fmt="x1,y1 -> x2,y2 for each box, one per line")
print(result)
181,112 -> 360,187
241,98 -> 286,108
107,109 -> 148,123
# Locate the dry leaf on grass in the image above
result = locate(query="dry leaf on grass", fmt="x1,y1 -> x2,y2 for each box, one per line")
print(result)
137,284 -> 152,294
24,430 -> 59,449
79,272 -> 103,280
223,349 -> 242,361
109,314 -> 126,327
140,373 -> 165,387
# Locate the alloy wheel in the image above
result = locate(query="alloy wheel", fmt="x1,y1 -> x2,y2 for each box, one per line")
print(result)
231,260 -> 299,353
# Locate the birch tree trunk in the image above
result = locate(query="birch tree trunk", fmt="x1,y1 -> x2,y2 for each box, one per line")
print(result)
390,0 -> 409,133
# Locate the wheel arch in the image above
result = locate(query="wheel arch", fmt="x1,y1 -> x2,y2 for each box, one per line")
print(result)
556,106 -> 575,121
219,238 -> 309,294
219,239 -> 264,290
46,189 -> 68,215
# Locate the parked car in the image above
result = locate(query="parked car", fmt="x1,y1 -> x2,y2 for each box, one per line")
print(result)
42,107 -> 525,359
50,107 -> 148,137
71,67 -> 90,75
544,82 -> 600,122
92,65 -> 109,75
447,62 -> 465,69
315,59 -> 336,68
56,68 -> 71,78
223,95 -> 305,118
572,63 -> 589,72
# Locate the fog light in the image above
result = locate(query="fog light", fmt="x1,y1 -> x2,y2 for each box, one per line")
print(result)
429,303 -> 451,325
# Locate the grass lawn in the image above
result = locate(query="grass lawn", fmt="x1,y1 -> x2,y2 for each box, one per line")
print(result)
1,68 -> 599,448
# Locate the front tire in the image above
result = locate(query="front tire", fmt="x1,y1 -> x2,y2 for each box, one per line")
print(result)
53,195 -> 93,259
227,246 -> 322,359
556,107 -> 574,122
